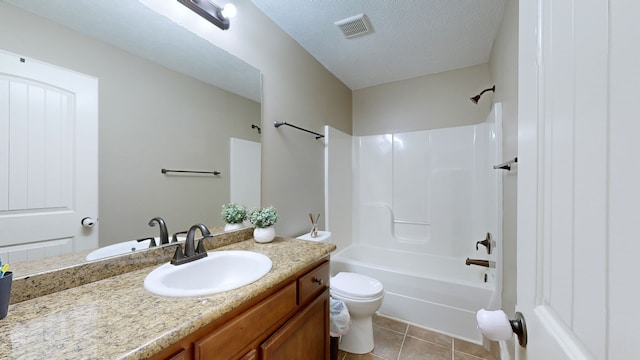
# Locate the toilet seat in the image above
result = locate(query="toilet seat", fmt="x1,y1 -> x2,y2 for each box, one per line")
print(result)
331,272 -> 384,300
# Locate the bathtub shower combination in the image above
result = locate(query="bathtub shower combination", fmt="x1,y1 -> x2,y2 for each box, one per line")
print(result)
327,104 -> 503,344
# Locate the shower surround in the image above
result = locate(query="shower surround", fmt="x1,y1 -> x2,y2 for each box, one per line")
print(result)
328,103 -> 503,343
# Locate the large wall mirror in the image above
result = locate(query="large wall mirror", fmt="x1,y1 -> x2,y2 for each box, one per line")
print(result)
0,0 -> 262,277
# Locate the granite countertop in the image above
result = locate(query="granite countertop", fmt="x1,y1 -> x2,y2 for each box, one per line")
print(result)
0,237 -> 335,360
10,226 -> 227,279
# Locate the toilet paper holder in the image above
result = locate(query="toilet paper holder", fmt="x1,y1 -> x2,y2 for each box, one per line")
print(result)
81,217 -> 97,228
476,309 -> 528,347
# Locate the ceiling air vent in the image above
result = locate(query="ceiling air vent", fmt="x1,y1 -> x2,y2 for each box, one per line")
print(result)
335,14 -> 371,39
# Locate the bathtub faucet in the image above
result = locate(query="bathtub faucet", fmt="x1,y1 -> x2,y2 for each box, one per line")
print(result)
465,258 -> 492,268
475,233 -> 492,254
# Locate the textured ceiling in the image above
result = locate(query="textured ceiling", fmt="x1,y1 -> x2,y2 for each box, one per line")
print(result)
250,0 -> 506,90
3,0 -> 261,102
5,0 -> 506,96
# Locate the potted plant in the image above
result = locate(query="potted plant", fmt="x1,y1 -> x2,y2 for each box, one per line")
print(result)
248,206 -> 279,243
221,203 -> 247,231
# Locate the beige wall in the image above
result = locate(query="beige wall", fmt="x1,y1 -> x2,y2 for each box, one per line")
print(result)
198,0 -> 353,237
488,0 -> 518,355
0,0 -> 353,240
352,63 -> 492,135
0,3 -> 260,244
2,0 -> 512,250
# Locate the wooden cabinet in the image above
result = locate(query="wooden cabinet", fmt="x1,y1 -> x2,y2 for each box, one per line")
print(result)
261,289 -> 330,359
239,350 -> 257,360
150,258 -> 330,360
166,349 -> 189,360
298,262 -> 330,305
194,283 -> 297,359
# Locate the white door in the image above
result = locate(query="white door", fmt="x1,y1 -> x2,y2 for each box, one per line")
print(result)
0,50 -> 98,263
517,1 -> 639,359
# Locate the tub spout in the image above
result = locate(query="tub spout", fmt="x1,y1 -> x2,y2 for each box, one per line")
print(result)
465,258 -> 492,268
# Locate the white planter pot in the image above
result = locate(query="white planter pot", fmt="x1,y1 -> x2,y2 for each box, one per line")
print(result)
224,223 -> 245,231
253,226 -> 275,243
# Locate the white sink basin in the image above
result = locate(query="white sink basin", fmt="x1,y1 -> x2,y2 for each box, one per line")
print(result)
143,250 -> 272,297
85,236 -> 185,261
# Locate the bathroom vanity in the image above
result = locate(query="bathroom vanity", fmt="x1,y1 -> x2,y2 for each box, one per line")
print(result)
151,260 -> 330,360
0,231 -> 335,360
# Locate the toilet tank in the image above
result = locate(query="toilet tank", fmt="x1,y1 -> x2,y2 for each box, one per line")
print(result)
296,231 -> 332,243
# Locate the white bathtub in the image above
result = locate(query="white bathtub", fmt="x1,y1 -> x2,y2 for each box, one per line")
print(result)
330,244 -> 499,344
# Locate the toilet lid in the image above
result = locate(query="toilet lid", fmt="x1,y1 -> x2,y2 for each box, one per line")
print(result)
331,272 -> 384,300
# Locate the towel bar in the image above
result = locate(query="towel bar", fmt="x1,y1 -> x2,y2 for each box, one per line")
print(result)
161,169 -> 221,175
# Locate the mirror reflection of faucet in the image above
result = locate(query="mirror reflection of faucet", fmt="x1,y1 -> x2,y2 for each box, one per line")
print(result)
85,217 -> 187,261
172,231 -> 188,243
148,217 -> 169,245
136,237 -> 157,248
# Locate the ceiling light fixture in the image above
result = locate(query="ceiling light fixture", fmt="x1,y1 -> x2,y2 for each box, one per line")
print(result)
177,0 -> 237,30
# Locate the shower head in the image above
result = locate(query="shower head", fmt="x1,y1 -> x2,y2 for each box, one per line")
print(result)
274,121 -> 285,128
470,86 -> 496,104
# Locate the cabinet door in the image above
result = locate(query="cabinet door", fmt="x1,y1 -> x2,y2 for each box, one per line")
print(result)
240,349 -> 257,360
260,289 -> 329,360
194,283 -> 297,360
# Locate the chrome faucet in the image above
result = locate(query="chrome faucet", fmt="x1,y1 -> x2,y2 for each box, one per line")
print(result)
148,217 -> 169,245
465,258 -> 492,268
171,224 -> 210,265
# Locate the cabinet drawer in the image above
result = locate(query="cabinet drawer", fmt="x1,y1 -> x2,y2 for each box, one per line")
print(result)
165,348 -> 188,360
298,261 -> 330,305
194,282 -> 297,360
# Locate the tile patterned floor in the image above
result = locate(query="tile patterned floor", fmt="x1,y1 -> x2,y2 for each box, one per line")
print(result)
336,314 -> 498,360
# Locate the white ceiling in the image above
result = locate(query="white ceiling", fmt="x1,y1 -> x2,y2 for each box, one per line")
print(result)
250,0 -> 506,90
5,0 -> 506,97
3,0 -> 262,102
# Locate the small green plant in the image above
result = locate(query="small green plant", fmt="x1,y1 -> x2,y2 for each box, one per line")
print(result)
249,206 -> 280,228
221,203 -> 247,224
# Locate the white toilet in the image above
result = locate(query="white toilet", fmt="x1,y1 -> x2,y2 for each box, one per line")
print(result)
330,272 -> 384,354
296,231 -> 385,354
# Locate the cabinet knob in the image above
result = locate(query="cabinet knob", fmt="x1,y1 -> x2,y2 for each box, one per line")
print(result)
313,277 -> 323,286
